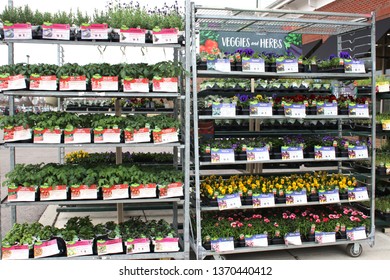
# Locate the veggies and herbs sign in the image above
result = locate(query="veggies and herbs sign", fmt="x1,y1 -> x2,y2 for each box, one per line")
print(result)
199,30 -> 302,56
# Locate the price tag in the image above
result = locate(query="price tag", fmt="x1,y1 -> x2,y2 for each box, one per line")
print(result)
348,187 -> 369,201
317,102 -> 338,116
212,103 -> 236,117
382,120 -> 390,130
377,82 -> 390,93
318,189 -> 340,203
1,245 -> 29,260
347,226 -> 367,241
349,104 -> 369,117
245,234 -> 268,247
252,193 -> 275,208
249,102 -> 272,116
211,238 -> 234,252
284,232 -> 302,245
126,238 -> 150,254
42,24 -> 70,40
344,60 -> 366,73
286,190 -> 307,205
66,240 -> 93,257
217,193 -> 242,210
242,58 -> 265,72
211,148 -> 235,163
348,145 -> 368,159
154,238 -> 180,252
34,240 -> 60,258
97,239 -> 123,255
314,146 -> 336,160
281,146 -> 304,160
315,232 -> 336,244
246,147 -> 270,161
276,59 -> 298,73
215,59 -> 231,72
284,104 -> 306,118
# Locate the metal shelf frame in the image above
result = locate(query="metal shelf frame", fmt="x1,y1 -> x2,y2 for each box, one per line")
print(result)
189,4 -> 377,260
0,0 -> 192,261
2,143 -> 185,148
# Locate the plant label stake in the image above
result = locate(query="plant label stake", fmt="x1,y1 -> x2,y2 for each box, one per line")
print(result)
126,238 -> 150,254
245,234 -> 268,247
249,102 -> 272,116
42,23 -> 70,40
348,145 -> 368,159
211,237 -> 234,252
348,187 -> 369,201
284,232 -> 302,246
217,193 -> 241,210
66,240 -> 93,257
1,245 -> 29,260
346,226 -> 367,241
318,189 -> 340,203
246,147 -> 270,161
314,146 -> 336,160
211,148 -> 235,163
81,24 -> 108,40
3,23 -> 32,40
315,232 -> 336,244
0,74 -> 26,90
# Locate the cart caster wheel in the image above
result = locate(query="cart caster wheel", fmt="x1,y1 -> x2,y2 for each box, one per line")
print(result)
213,255 -> 226,260
346,243 -> 362,257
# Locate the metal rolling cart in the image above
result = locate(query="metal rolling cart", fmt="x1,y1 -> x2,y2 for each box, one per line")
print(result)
188,4 -> 376,259
0,0 -> 192,260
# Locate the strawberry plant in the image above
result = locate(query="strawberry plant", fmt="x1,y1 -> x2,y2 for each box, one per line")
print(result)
3,163 -> 44,187
0,112 -> 35,129
56,63 -> 87,79
149,115 -> 180,130
150,61 -> 185,79
85,63 -> 120,80
89,114 -> 124,129
120,63 -> 151,80
28,63 -> 59,77
0,63 -> 29,76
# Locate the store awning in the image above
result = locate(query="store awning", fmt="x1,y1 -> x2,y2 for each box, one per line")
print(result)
309,17 -> 390,60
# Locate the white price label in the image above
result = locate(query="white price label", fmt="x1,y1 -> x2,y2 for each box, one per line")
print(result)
66,240 -> 93,257
211,238 -> 234,252
348,187 -> 369,201
347,227 -> 367,241
345,60 -> 366,73
314,146 -> 336,160
281,146 -> 304,160
212,103 -> 236,117
286,191 -> 307,205
250,103 -> 272,116
34,240 -> 60,258
217,193 -> 242,210
319,190 -> 340,203
252,193 -> 275,208
211,149 -> 235,163
276,59 -> 298,73
126,239 -> 150,254
215,59 -> 231,72
348,146 -> 368,159
349,104 -> 369,117
285,233 -> 302,245
246,147 -> 270,161
2,246 -> 29,260
245,234 -> 268,247
154,239 -> 180,252
317,103 -> 338,116
315,232 -> 336,244
97,239 -> 123,255
242,58 -> 265,72
284,104 -> 306,117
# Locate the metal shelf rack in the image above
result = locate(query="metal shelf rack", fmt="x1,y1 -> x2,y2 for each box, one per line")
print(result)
189,4 -> 376,259
0,0 -> 192,261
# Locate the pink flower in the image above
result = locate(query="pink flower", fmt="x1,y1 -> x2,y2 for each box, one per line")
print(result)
352,211 -> 358,216
231,222 -> 237,228
244,217 -> 250,221
264,218 -> 270,223
274,222 -> 279,227
302,211 -> 307,217
290,213 -> 296,220
315,219 -> 321,223
323,217 -> 329,222
313,215 -> 319,220
237,222 -> 244,227
248,224 -> 253,227
362,215 -> 368,219
329,214 -> 335,219
282,213 -> 288,219
343,210 -> 349,214
228,217 -> 234,221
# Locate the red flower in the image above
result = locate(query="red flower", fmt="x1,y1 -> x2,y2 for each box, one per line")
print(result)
323,217 -> 329,222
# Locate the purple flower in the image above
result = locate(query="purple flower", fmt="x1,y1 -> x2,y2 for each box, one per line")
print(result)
235,48 -> 243,54
329,54 -> 336,59
339,51 -> 351,59
239,95 -> 249,103
243,48 -> 254,57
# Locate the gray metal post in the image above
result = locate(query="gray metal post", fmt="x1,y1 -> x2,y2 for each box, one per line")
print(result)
369,11 -> 376,245
115,99 -> 124,224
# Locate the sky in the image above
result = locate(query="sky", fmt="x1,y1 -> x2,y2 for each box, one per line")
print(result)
0,0 -> 277,66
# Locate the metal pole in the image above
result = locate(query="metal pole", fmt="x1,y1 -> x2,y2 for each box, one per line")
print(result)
369,11 -> 376,246
115,99 -> 124,224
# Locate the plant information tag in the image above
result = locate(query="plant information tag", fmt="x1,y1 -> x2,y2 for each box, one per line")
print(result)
126,238 -> 150,254
348,145 -> 368,159
159,182 -> 183,198
276,59 -> 298,73
34,239 -> 60,258
81,24 -> 108,40
242,58 -> 265,72
317,102 -> 338,116
125,128 -> 151,144
319,189 -> 340,203
120,28 -> 146,43
217,193 -> 242,210
245,234 -> 268,247
34,129 -> 62,143
212,103 -> 236,117
70,185 -> 98,200
66,240 -> 93,257
30,75 -> 57,90
152,28 -> 178,44
97,238 -> 123,255
123,78 -> 149,92
154,237 -> 180,252
211,237 -> 234,252
211,148 -> 235,163
94,129 -> 121,143
102,184 -> 129,200
249,102 -> 272,116
286,190 -> 307,205
0,74 -> 26,90
214,58 -> 231,72
42,23 -> 70,40
344,60 -> 366,73
314,146 -> 336,160
59,76 -> 87,91
348,187 -> 369,201
3,126 -> 31,142
377,82 -> 390,93
152,77 -> 178,92
246,147 -> 270,161
281,146 -> 304,160
349,104 -> 369,117
315,232 -> 336,244
284,232 -> 302,246
4,23 -> 32,40
8,186 -> 36,202
40,185 -> 67,201
1,245 -> 29,260
92,76 -> 118,91
152,128 -> 178,144
284,104 -> 306,117
252,193 -> 275,208
347,226 -> 367,241
130,184 -> 157,199
64,128 -> 91,144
